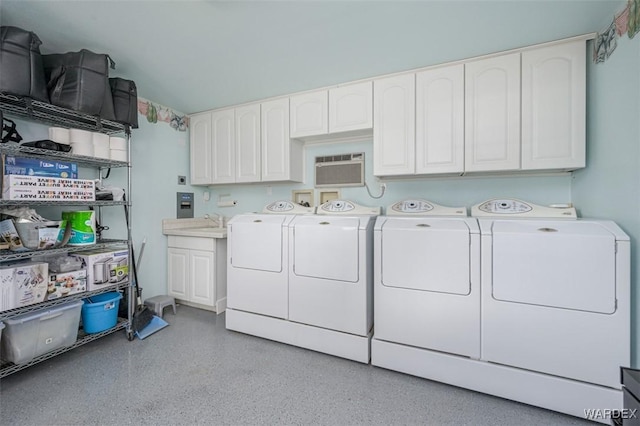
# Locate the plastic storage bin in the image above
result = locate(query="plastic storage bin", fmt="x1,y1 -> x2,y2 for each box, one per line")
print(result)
1,299 -> 83,364
82,291 -> 122,334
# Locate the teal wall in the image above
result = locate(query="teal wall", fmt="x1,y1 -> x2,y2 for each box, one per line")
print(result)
572,36 -> 640,365
7,1 -> 639,366
205,140 -> 572,216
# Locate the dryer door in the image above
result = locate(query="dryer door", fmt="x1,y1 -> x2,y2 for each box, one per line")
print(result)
229,215 -> 287,272
292,216 -> 359,282
381,218 -> 471,295
492,220 -> 616,313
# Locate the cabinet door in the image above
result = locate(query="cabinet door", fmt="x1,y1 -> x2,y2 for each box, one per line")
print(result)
416,64 -> 464,174
189,113 -> 212,185
168,247 -> 189,300
190,249 -> 215,307
465,53 -> 521,172
290,91 -> 328,138
329,81 -> 373,133
521,41 -> 586,170
261,98 -> 291,181
235,103 -> 261,183
211,108 -> 236,184
373,74 -> 416,176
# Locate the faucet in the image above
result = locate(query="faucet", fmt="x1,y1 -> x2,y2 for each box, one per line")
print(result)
206,212 -> 225,229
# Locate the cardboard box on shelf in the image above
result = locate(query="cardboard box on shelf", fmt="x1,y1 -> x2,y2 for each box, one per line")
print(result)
3,155 -> 78,180
0,267 -> 16,312
8,261 -> 49,308
46,269 -> 87,300
70,248 -> 128,291
2,175 -> 95,201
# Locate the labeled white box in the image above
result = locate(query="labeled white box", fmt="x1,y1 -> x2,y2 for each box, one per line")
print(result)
70,248 -> 129,291
9,261 -> 49,308
46,269 -> 87,300
3,175 -> 95,201
0,267 -> 16,312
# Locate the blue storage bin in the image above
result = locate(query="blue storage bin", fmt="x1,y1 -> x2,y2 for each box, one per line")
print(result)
82,291 -> 122,333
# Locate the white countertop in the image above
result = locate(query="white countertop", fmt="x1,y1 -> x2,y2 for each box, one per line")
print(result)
162,218 -> 227,238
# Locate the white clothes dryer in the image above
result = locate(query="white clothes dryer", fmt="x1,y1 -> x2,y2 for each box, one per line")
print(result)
226,201 -> 313,320
372,199 -> 480,360
288,200 -> 380,358
472,198 -> 630,389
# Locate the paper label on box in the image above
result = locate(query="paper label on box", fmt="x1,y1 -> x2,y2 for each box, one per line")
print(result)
4,156 -> 78,179
47,269 -> 87,300
12,262 -> 48,307
2,175 -> 95,201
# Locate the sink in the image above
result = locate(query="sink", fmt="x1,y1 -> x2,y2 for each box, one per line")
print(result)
188,227 -> 226,232
163,227 -> 227,238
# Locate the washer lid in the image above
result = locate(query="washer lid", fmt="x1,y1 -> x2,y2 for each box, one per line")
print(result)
263,200 -> 315,214
292,215 -> 361,282
471,198 -> 576,219
491,220 -> 617,313
316,199 -> 380,215
379,217 -> 475,295
387,199 -> 467,216
229,214 -> 288,272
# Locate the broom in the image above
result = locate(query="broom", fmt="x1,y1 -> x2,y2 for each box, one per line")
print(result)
130,241 -> 153,332
123,197 -> 153,333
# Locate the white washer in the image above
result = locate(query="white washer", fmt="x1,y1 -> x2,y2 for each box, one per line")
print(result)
372,198 -> 630,421
372,199 -> 480,360
473,198 -> 630,389
288,199 -> 380,361
226,200 -> 313,319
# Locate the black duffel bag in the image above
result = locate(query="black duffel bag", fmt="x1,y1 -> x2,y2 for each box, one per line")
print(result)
44,49 -> 116,119
0,26 -> 49,102
109,77 -> 138,128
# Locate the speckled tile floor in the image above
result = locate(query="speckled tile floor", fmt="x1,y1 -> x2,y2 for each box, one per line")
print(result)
0,305 -> 591,426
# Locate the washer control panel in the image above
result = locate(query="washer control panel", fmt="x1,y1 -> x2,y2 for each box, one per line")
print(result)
317,199 -> 381,215
387,199 -> 466,216
471,198 -> 577,218
391,200 -> 433,213
478,199 -> 533,214
263,201 -> 314,214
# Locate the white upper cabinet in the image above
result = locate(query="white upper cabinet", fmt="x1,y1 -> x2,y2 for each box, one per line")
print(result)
329,81 -> 373,133
290,91 -> 328,138
416,64 -> 464,174
235,103 -> 261,183
290,82 -> 373,139
521,40 -> 586,170
210,108 -> 236,184
373,74 -> 416,176
189,112 -> 213,185
262,98 -> 303,182
465,53 -> 521,172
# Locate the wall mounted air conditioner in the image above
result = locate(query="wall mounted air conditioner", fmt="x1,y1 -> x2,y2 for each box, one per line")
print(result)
315,153 -> 364,187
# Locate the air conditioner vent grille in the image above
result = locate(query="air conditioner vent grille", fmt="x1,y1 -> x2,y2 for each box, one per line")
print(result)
315,152 -> 364,187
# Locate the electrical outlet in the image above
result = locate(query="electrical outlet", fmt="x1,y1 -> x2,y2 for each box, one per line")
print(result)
178,175 -> 186,185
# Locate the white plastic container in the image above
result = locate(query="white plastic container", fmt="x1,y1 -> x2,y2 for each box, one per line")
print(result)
109,136 -> 127,150
92,132 -> 110,159
110,149 -> 127,162
70,141 -> 94,157
68,128 -> 92,144
48,127 -> 70,144
1,299 -> 83,364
